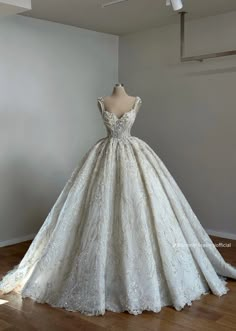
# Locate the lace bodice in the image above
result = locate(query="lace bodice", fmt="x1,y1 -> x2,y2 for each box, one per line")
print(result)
97,96 -> 142,139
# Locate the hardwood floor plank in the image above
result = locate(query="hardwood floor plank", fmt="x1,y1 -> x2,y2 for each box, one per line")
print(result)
0,304 -> 107,331
0,318 -> 11,331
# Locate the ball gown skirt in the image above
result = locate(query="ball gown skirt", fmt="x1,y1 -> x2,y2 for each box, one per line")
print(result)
0,96 -> 236,316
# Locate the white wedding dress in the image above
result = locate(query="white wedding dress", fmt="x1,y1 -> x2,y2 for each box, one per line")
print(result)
0,96 -> 236,316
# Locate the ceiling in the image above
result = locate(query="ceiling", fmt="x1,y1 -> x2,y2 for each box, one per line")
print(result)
0,0 -> 31,16
21,0 -> 236,35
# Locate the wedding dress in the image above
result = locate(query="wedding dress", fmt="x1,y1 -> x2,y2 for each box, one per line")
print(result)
0,96 -> 236,316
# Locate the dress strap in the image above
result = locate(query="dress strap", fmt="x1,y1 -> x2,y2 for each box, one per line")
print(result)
97,97 -> 105,114
135,96 -> 142,113
136,96 -> 142,105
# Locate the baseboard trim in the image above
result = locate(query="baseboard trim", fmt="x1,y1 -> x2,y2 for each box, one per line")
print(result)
0,233 -> 36,248
207,229 -> 236,241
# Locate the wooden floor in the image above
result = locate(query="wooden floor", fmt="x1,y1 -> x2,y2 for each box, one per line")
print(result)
0,236 -> 236,331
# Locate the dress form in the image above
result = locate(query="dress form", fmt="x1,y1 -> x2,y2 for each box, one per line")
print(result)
101,84 -> 140,118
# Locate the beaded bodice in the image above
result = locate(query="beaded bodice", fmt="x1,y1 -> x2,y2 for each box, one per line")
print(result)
97,96 -> 142,139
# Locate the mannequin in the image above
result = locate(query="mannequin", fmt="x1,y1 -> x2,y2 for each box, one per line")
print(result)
101,83 -> 140,119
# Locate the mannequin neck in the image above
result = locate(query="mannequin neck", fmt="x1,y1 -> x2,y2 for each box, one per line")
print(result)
112,85 -> 128,97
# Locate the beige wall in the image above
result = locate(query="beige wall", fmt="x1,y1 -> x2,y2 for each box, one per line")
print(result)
119,11 -> 236,238
0,15 -> 118,245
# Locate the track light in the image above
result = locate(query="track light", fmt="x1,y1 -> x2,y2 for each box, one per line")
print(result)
102,0 -> 183,12
101,0 -> 128,7
166,0 -> 183,11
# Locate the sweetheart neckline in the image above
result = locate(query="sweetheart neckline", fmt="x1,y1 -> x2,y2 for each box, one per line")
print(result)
98,96 -> 140,120
103,106 -> 136,120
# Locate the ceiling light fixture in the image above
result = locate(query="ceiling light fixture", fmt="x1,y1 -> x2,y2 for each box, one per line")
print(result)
102,0 -> 183,11
166,0 -> 183,11
101,0 -> 128,8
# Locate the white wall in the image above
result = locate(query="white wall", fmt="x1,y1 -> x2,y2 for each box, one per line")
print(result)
1,10 -> 236,245
119,11 -> 236,238
0,15 -> 118,245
